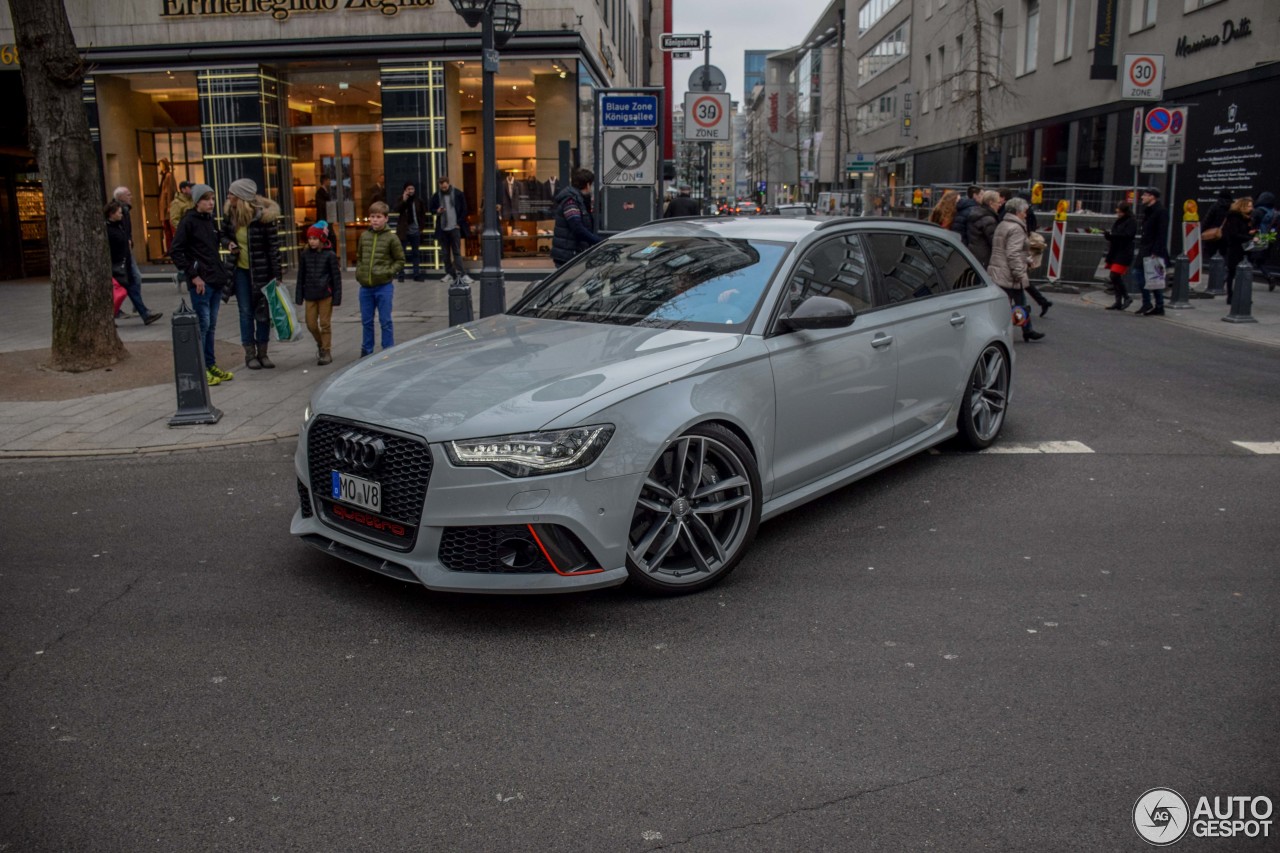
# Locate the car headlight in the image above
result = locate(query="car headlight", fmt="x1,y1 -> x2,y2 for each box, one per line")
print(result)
446,425 -> 615,477
302,403 -> 316,427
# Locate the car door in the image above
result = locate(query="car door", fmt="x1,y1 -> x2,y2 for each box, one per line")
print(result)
764,233 -> 898,497
863,230 -> 994,444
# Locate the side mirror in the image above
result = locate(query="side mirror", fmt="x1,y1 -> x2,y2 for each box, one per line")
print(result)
779,295 -> 856,331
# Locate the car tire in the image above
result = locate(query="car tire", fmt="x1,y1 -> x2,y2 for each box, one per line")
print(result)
956,343 -> 1010,450
625,423 -> 761,595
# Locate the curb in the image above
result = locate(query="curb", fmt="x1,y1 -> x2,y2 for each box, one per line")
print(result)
0,430 -> 299,460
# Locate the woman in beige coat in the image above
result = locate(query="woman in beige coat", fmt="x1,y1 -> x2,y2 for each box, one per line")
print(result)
987,197 -> 1045,342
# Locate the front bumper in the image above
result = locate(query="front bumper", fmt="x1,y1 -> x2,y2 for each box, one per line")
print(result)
291,421 -> 639,594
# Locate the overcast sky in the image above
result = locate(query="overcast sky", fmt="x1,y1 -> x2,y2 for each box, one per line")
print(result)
670,0 -> 817,107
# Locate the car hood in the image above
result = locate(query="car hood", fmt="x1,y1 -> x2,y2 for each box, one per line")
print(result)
315,314 -> 742,440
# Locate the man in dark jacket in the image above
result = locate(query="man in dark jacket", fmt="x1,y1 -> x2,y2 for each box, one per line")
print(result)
395,181 -> 429,282
950,184 -> 982,245
1136,188 -> 1170,316
170,184 -> 234,384
664,185 -> 701,218
551,168 -> 603,268
426,176 -> 473,286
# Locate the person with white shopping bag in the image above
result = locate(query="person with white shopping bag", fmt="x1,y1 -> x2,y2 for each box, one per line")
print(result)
1136,188 -> 1170,316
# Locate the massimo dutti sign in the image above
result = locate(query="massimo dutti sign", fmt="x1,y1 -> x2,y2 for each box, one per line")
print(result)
161,0 -> 434,22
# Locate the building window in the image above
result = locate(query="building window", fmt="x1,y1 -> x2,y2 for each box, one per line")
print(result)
990,9 -> 1004,85
858,0 -> 903,36
923,54 -> 932,113
1020,0 -> 1039,75
1130,0 -> 1157,32
953,34 -> 964,99
857,22 -> 910,86
1183,0 -> 1226,10
1055,0 -> 1075,61
935,45 -> 945,109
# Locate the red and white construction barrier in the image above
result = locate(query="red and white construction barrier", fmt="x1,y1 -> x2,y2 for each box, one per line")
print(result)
1183,221 -> 1202,289
1046,218 -> 1067,282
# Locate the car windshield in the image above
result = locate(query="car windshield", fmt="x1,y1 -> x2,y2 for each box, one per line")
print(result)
512,237 -> 790,331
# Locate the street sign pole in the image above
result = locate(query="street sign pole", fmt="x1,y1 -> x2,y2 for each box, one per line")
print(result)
702,30 -> 711,202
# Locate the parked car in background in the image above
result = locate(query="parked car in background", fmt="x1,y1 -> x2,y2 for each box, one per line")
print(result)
293,217 -> 1014,596
736,201 -> 760,216
770,203 -> 816,217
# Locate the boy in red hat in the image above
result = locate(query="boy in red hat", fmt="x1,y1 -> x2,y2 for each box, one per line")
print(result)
294,220 -> 343,365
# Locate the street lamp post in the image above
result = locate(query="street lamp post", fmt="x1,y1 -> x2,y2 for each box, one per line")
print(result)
449,0 -> 521,318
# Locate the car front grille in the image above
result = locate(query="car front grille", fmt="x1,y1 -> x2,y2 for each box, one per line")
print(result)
307,416 -> 432,551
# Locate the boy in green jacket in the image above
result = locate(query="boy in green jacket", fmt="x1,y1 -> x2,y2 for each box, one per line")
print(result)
355,201 -> 406,356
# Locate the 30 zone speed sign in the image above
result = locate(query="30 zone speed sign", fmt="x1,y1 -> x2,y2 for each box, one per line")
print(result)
683,92 -> 730,141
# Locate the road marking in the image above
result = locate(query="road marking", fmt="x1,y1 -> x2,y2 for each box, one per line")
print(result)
980,441 -> 1095,454
1233,441 -> 1280,454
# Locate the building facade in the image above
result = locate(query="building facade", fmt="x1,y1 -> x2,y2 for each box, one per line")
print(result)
743,0 -> 1279,214
0,0 -> 656,279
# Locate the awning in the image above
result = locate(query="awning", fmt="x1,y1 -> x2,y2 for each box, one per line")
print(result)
875,146 -> 910,164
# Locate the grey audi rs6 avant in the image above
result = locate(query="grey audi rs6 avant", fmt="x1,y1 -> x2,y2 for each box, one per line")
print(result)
292,216 -> 1014,595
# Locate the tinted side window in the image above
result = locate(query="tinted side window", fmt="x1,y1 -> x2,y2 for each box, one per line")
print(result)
918,235 -> 984,290
784,235 -> 875,316
864,233 -> 947,303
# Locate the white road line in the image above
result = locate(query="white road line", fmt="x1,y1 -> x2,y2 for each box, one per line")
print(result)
1232,441 -> 1280,454
980,441 -> 1096,454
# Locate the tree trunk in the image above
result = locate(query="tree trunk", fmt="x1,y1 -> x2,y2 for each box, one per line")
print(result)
8,0 -> 126,371
972,0 -> 987,184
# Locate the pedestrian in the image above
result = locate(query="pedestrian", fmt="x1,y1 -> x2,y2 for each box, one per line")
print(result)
168,180 -> 194,235
664,184 -> 701,218
550,168 -> 603,268
1102,201 -> 1137,310
354,200 -> 405,356
223,178 -> 283,369
110,186 -> 163,324
987,197 -> 1044,342
996,188 -> 1015,219
965,190 -> 1000,267
169,184 -> 234,386
951,184 -> 983,244
928,189 -> 959,230
1221,196 -> 1256,303
104,199 -> 162,325
395,180 -> 428,282
426,176 -> 474,286
1136,187 -> 1171,316
1249,191 -> 1274,234
294,220 -> 343,366
1200,190 -> 1232,259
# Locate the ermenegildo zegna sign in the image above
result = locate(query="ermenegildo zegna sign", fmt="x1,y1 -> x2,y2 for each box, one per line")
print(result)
160,0 -> 434,22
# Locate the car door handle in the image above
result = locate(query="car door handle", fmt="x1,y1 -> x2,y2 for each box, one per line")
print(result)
949,313 -> 967,327
871,334 -> 894,349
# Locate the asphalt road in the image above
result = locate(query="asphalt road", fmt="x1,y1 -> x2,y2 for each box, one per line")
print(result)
3,300 -> 1278,852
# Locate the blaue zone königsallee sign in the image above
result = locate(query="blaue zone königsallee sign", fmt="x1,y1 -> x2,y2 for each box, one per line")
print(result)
160,0 -> 434,22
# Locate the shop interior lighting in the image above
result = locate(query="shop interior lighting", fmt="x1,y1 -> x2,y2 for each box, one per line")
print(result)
318,97 -> 336,104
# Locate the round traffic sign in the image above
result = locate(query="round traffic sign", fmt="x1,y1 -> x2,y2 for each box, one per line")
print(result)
691,95 -> 723,128
1128,56 -> 1159,89
1145,107 -> 1171,134
611,134 -> 647,170
1169,110 -> 1184,134
687,65 -> 726,93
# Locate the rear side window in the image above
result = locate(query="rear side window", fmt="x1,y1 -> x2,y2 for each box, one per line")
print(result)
783,235 -> 875,315
918,236 -> 984,290
863,232 -> 948,303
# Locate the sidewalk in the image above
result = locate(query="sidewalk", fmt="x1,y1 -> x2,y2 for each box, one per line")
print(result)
1,272 -> 1277,458
0,271 -> 540,458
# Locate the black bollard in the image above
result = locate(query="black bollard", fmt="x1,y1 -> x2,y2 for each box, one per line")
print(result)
1206,254 -> 1227,296
1222,259 -> 1257,324
447,280 -> 474,327
168,299 -> 223,426
1169,253 -> 1193,309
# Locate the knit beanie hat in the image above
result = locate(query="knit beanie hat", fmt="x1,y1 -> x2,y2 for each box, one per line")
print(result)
306,220 -> 330,245
190,183 -> 214,204
228,178 -> 257,201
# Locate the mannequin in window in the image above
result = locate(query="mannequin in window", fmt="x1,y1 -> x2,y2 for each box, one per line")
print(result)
158,158 -> 177,253
499,171 -> 524,234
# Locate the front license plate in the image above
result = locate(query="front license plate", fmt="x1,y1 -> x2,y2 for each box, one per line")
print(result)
332,470 -> 381,513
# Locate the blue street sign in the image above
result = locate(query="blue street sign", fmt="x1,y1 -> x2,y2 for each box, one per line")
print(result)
601,95 -> 659,127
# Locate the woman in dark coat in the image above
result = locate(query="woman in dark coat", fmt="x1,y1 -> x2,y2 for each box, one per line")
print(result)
965,190 -> 1000,267
222,178 -> 283,369
1220,197 -> 1255,303
1103,201 -> 1137,310
104,200 -> 160,323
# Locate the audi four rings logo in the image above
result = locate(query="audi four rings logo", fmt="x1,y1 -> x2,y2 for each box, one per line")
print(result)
333,431 -> 385,472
